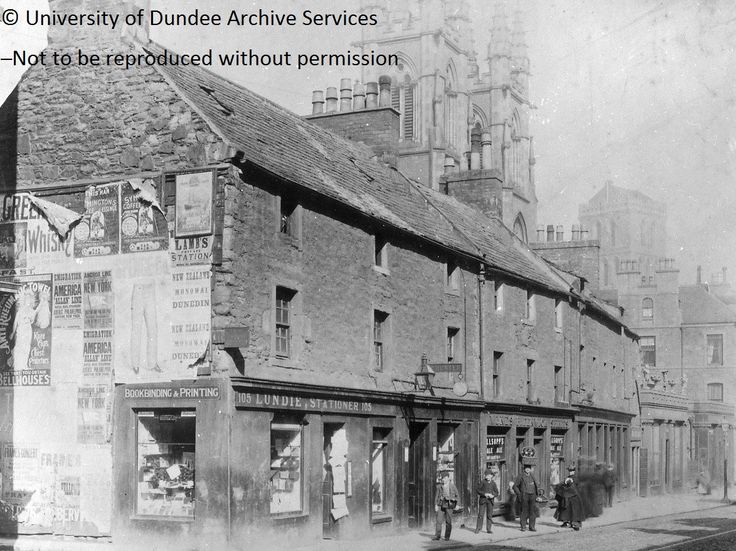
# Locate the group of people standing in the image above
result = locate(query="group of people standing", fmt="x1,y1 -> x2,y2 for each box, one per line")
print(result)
432,461 -> 619,541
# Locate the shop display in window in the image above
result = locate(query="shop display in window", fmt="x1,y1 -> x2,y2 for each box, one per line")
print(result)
371,428 -> 391,515
270,421 -> 302,514
437,425 -> 456,484
137,410 -> 195,518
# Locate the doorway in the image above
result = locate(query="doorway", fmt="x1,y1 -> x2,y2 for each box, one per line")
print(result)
407,422 -> 431,528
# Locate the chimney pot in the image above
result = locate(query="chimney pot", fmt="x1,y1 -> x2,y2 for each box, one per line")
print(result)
546,224 -> 554,243
311,90 -> 325,115
325,87 -> 338,113
339,78 -> 352,112
572,224 -> 580,241
443,156 -> 455,175
580,225 -> 588,240
353,83 -> 366,110
536,225 -> 545,242
556,225 -> 564,241
378,75 -> 392,107
481,132 -> 492,169
366,82 -> 379,108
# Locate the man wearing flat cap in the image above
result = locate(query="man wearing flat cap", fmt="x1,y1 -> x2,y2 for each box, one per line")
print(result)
475,468 -> 499,534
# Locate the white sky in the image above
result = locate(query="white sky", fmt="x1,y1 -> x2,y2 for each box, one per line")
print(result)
1,0 -> 735,285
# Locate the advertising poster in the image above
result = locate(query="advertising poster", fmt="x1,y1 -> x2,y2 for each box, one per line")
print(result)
82,271 -> 113,381
169,229 -> 214,266
77,384 -> 111,445
170,266 -> 211,368
74,184 -> 120,257
0,223 -> 25,273
120,182 -> 168,255
174,171 -> 214,237
52,272 -> 82,330
0,443 -> 82,530
0,274 -> 53,386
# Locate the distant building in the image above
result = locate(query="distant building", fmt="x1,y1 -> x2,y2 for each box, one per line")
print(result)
579,181 -> 667,290
617,260 -> 735,494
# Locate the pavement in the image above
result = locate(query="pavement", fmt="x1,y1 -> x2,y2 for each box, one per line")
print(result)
0,491 -> 731,550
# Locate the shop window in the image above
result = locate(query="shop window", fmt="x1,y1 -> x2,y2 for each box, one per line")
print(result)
640,336 -> 656,367
136,409 -> 196,518
275,287 -> 295,357
437,425 -> 457,486
447,327 -> 459,362
270,416 -> 303,515
371,428 -> 391,516
642,298 -> 653,320
707,383 -> 724,402
324,424 -> 349,533
707,334 -> 723,366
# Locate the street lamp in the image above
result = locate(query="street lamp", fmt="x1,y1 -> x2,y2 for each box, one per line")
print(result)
415,354 -> 435,393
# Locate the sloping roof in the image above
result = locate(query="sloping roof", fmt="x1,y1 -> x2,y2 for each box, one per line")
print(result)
147,42 -> 573,295
679,285 -> 736,324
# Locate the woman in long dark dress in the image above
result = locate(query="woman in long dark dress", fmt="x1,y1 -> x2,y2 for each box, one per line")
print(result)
554,468 -> 585,530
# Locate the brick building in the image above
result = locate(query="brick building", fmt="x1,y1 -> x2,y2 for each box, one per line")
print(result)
0,0 -> 643,548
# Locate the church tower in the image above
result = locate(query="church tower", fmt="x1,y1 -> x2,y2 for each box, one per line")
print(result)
310,0 -> 538,241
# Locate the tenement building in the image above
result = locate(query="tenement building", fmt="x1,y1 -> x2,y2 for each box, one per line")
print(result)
617,260 -> 736,493
0,0 -> 641,548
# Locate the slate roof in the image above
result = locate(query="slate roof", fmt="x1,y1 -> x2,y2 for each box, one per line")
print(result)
679,285 -> 736,325
147,42 -> 577,297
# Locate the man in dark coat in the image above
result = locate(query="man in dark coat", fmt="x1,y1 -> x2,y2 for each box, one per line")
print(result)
554,466 -> 584,530
432,472 -> 459,541
513,464 -> 539,531
475,469 -> 499,534
603,464 -> 617,507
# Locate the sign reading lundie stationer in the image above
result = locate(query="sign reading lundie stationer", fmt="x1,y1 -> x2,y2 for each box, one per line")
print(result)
235,391 -> 391,415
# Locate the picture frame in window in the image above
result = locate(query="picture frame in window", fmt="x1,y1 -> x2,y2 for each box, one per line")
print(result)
175,170 -> 215,237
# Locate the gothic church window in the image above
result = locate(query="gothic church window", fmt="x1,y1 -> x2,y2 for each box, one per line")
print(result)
512,214 -> 527,243
391,73 -> 416,141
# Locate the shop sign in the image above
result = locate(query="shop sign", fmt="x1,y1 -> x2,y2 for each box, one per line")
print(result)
550,435 -> 565,457
486,436 -> 505,461
235,391 -> 388,415
428,362 -> 462,373
123,385 -> 220,400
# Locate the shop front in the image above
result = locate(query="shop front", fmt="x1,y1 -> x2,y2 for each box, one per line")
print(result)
483,407 -> 575,515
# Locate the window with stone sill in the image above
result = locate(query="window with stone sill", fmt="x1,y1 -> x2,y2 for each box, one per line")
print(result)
707,334 -> 723,366
374,235 -> 389,272
707,382 -> 724,402
275,287 -> 296,358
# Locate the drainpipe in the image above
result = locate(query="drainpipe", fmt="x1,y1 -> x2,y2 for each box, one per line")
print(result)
478,263 -> 486,401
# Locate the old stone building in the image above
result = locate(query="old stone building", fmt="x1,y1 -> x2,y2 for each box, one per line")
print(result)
0,0 -> 644,548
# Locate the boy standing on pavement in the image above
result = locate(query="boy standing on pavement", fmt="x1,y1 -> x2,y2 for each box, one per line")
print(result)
475,469 -> 499,534
432,472 -> 459,541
